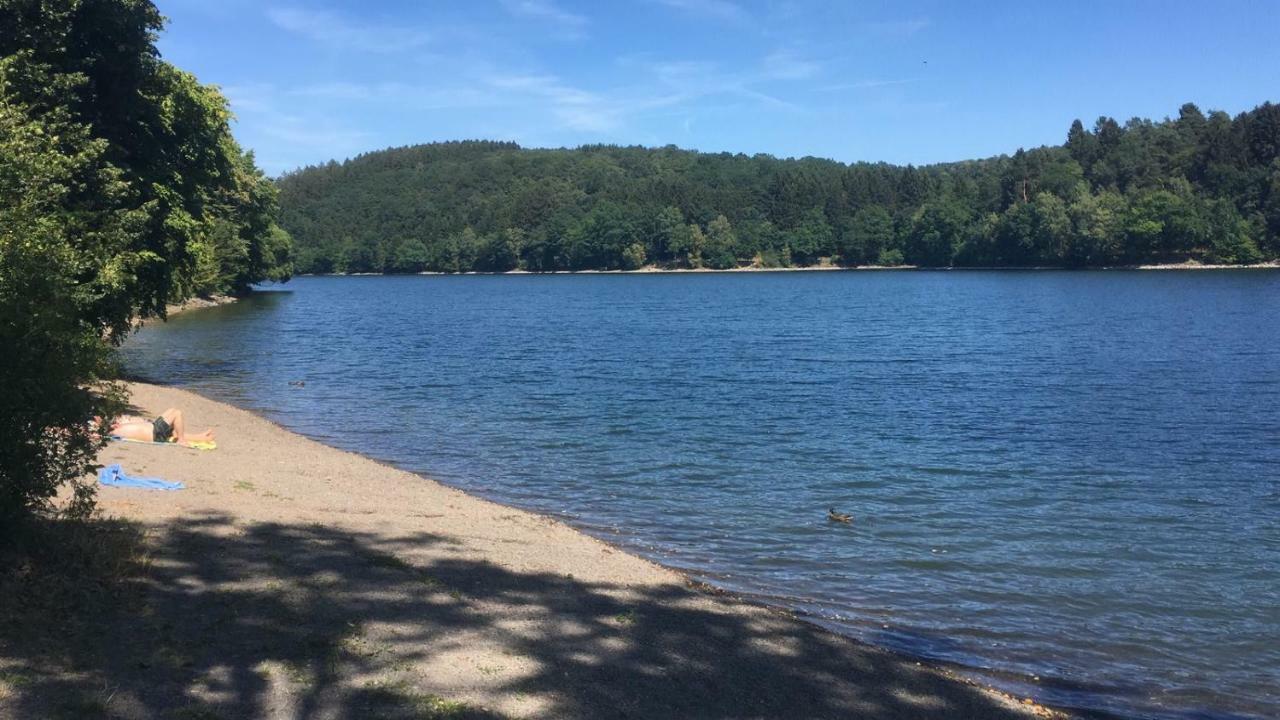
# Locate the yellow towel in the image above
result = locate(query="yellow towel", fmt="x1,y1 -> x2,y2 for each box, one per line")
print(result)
111,437 -> 217,450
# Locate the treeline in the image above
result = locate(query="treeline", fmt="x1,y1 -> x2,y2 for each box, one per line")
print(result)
0,0 -> 292,524
279,102 -> 1280,273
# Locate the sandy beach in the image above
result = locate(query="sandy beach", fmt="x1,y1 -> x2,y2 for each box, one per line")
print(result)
1,382 -> 1063,719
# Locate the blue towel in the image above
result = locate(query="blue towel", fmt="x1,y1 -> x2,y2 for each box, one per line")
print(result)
97,463 -> 185,491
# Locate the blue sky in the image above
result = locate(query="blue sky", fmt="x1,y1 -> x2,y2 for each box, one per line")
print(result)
155,1 -> 1280,175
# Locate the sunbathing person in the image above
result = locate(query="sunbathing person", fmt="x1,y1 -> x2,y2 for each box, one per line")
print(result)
108,408 -> 215,446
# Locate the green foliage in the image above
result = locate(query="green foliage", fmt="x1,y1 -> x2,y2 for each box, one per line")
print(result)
0,0 -> 292,525
279,103 -> 1280,274
785,208 -> 835,266
475,228 -> 521,273
838,206 -> 894,266
877,248 -> 905,266
0,65 -> 125,523
620,242 -> 647,270
907,199 -> 969,267
703,215 -> 737,269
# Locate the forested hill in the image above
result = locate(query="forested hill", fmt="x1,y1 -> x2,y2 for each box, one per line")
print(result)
278,102 -> 1280,273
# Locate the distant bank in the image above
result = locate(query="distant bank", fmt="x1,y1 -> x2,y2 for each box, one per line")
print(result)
277,101 -> 1280,277
298,258 -> 1280,277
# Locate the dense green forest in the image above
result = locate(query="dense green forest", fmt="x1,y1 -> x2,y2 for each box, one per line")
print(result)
280,102 -> 1280,273
0,0 -> 292,524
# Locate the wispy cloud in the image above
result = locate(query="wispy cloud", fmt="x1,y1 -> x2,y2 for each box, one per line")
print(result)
762,50 -> 820,80
653,0 -> 749,24
484,73 -> 620,131
622,56 -> 804,113
289,81 -> 502,109
244,4 -> 822,164
223,84 -> 373,173
266,7 -> 431,53
501,0 -> 589,37
479,58 -> 794,138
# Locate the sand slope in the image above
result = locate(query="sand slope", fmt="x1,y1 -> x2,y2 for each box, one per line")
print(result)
4,382 -> 1060,719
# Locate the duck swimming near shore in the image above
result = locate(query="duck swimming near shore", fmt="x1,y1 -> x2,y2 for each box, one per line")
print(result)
828,508 -> 853,524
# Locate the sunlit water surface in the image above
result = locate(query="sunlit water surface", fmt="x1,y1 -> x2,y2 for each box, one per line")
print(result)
123,272 -> 1280,719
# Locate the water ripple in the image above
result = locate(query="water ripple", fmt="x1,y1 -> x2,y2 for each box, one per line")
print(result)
122,272 -> 1280,720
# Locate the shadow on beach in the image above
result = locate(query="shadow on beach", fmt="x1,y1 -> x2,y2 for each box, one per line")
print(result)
1,514 -> 1050,719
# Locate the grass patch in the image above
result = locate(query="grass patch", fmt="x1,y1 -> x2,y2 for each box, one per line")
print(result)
282,660 -> 313,685
342,633 -> 392,661
232,480 -> 255,492
365,551 -> 415,572
613,608 -> 638,625
357,679 -> 478,719
356,548 -> 462,598
408,692 -> 472,719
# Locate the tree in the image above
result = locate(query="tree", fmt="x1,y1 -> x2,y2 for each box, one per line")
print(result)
1032,192 -> 1072,263
431,227 -> 479,272
1065,188 -> 1125,266
1066,119 -> 1098,171
0,63 -> 126,522
620,242 -> 647,270
786,208 -> 834,266
667,222 -> 703,268
565,203 -> 636,270
906,199 -> 968,267
651,206 -> 686,264
1203,199 -> 1261,264
840,206 -> 894,265
1264,163 -> 1280,253
1,0 -> 291,525
391,238 -> 431,273
1242,102 -> 1280,167
703,215 -> 737,269
475,229 -> 521,272
1124,188 -> 1206,262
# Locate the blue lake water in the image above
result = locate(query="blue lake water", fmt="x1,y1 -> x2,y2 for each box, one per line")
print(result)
122,272 -> 1280,719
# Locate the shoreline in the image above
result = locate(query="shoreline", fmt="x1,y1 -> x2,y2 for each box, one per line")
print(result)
130,293 -> 238,329
164,294 -> 239,314
308,259 -> 1280,277
16,381 -> 1071,719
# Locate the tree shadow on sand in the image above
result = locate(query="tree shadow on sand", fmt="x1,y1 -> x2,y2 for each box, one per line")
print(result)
1,513 -> 1048,719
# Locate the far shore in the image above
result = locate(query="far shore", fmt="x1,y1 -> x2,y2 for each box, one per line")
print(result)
2,378 -> 1067,719
308,259 -> 1280,277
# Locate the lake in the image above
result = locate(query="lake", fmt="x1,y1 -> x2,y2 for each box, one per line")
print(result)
122,271 -> 1280,719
